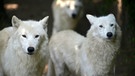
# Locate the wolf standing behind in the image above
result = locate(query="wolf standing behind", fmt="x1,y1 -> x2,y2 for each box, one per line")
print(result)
48,14 -> 122,76
52,0 -> 83,35
0,16 -> 49,76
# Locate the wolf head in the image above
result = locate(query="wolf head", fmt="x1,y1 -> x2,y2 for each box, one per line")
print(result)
56,0 -> 83,19
12,16 -> 49,55
86,14 -> 119,41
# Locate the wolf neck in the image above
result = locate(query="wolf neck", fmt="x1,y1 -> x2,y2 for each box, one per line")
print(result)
86,32 -> 118,57
58,15 -> 78,29
82,31 -> 119,72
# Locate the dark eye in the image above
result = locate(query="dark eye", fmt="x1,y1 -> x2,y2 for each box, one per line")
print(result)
99,25 -> 103,28
35,35 -> 39,38
110,24 -> 114,27
22,35 -> 26,38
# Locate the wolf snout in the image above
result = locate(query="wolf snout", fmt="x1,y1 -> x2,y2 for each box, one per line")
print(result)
27,47 -> 35,55
72,13 -> 77,19
107,32 -> 113,38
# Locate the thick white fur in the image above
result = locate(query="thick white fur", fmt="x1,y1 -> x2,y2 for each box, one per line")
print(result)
49,30 -> 85,76
0,27 -> 17,76
0,16 -> 49,76
48,14 -> 122,76
52,0 -> 83,35
80,14 -> 122,76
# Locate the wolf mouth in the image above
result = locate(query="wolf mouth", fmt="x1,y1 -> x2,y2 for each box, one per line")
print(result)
27,53 -> 34,55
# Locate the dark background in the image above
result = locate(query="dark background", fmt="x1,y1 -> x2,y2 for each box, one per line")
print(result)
0,0 -> 135,76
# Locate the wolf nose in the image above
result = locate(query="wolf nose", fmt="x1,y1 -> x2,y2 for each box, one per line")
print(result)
107,32 -> 113,38
72,13 -> 77,19
27,47 -> 34,53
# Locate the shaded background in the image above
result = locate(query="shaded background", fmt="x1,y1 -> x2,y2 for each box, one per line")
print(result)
0,0 -> 135,76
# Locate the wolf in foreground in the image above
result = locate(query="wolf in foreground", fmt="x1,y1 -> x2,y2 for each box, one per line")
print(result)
0,16 -> 49,76
48,14 -> 122,76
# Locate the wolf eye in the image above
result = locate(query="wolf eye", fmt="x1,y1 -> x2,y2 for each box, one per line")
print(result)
110,24 -> 114,27
99,25 -> 103,28
22,35 -> 26,38
35,35 -> 39,38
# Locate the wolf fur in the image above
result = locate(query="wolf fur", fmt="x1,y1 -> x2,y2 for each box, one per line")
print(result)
80,14 -> 122,76
0,62 -> 3,76
0,26 -> 17,76
0,26 -> 17,51
48,14 -> 122,76
0,16 -> 49,76
52,0 -> 83,35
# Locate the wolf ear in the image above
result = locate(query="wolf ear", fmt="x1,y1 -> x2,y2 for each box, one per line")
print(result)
39,16 -> 49,30
12,16 -> 22,28
86,14 -> 97,25
56,0 -> 65,7
107,14 -> 116,21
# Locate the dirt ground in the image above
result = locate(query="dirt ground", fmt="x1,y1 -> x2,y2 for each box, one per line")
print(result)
3,0 -> 135,76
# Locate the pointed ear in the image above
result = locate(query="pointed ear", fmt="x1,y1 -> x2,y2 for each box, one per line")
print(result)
12,15 -> 22,28
39,16 -> 49,30
107,14 -> 116,21
56,0 -> 65,7
86,14 -> 97,25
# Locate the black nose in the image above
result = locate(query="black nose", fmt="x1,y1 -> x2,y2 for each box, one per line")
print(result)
72,13 -> 77,19
107,32 -> 113,38
27,47 -> 34,53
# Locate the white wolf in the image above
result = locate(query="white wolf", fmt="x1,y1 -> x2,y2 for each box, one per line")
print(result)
0,16 -> 49,76
48,14 -> 122,76
52,0 -> 83,35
